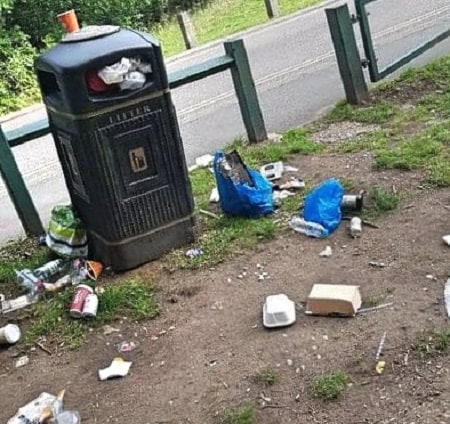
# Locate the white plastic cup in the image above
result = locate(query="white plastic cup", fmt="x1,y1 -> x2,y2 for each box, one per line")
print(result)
0,324 -> 21,345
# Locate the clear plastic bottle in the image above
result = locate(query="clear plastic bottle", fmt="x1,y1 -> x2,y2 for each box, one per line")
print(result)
289,217 -> 329,238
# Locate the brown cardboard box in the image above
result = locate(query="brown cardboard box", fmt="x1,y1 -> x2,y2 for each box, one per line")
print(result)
306,284 -> 362,317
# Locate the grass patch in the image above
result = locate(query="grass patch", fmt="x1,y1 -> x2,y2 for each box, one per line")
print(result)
328,100 -> 400,124
363,186 -> 399,220
220,403 -> 256,424
154,0 -> 322,57
22,278 -> 159,349
254,366 -> 280,386
309,370 -> 351,400
336,130 -> 389,154
0,238 -> 53,285
415,328 -> 450,357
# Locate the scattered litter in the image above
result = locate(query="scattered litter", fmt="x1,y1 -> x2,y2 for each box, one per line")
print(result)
46,205 -> 88,258
195,154 -> 214,168
304,178 -> 344,235
267,132 -> 283,143
116,341 -> 138,353
279,177 -> 305,190
443,235 -> 450,246
208,359 -> 218,367
70,284 -> 94,318
341,193 -> 364,211
319,246 -> 332,257
283,165 -> 298,173
323,335 -> 329,341
375,360 -> 386,375
82,293 -> 99,318
211,301 -> 224,310
369,261 -> 386,268
7,392 -> 56,424
358,302 -> 394,314
1,294 -> 39,314
0,324 -> 21,345
15,355 -> 29,368
260,161 -> 284,181
98,357 -> 132,381
273,189 -> 295,206
289,217 -> 328,238
199,209 -> 220,219
286,359 -> 293,366
214,150 -> 273,218
305,284 -> 361,317
37,234 -> 47,246
103,325 -> 120,336
263,294 -> 296,328
185,247 -> 203,259
445,278 -> 450,318
426,274 -> 436,281
349,217 -> 362,238
209,187 -> 220,203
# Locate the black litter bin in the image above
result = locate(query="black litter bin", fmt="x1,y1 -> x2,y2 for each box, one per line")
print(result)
35,27 -> 195,271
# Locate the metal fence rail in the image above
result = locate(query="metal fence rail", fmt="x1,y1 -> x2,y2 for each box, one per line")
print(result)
355,0 -> 450,82
0,38 -> 266,236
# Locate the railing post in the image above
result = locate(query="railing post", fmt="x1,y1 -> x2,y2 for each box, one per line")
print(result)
264,0 -> 279,19
224,39 -> 267,143
0,127 -> 43,235
326,4 -> 368,105
177,11 -> 197,50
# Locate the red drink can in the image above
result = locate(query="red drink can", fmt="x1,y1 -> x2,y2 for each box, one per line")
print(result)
70,284 -> 93,318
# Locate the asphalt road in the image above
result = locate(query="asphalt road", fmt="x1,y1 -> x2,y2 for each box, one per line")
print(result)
1,0 -> 450,242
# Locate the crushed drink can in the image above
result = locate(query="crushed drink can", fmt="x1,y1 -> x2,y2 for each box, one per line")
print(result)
70,284 -> 93,318
82,293 -> 99,318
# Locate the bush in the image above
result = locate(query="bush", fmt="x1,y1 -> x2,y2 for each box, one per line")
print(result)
0,28 -> 40,114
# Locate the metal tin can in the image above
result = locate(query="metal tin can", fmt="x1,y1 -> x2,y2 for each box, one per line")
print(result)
341,194 -> 364,211
70,284 -> 93,318
82,293 -> 99,318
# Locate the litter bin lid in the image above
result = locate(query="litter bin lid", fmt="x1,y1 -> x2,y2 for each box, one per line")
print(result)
62,25 -> 120,42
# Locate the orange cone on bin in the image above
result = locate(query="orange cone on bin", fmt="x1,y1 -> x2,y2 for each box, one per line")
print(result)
57,10 -> 80,33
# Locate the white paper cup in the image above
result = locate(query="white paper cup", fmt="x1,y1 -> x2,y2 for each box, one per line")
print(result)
0,324 -> 21,344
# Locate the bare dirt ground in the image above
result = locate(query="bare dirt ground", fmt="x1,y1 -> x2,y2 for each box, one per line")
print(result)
1,149 -> 450,424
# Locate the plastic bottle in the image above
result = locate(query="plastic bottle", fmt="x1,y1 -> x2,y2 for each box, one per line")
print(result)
289,217 -> 329,238
34,259 -> 67,280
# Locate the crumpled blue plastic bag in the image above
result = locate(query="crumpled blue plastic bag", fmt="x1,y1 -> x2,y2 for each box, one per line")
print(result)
304,178 -> 344,233
213,151 -> 274,218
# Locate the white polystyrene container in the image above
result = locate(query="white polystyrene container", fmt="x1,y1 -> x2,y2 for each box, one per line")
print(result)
263,294 -> 296,328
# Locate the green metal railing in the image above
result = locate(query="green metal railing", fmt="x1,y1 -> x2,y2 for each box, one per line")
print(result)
355,0 -> 450,82
0,39 -> 266,237
326,1 -> 450,104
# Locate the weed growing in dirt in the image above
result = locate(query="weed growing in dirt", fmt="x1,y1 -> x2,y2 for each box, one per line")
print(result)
22,279 -> 159,349
363,187 -> 399,220
254,366 -> 279,386
328,100 -> 399,124
415,328 -> 450,356
361,294 -> 384,308
220,403 -> 256,424
309,370 -> 350,400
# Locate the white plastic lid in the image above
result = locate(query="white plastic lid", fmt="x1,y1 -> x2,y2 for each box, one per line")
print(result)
3,324 -> 21,343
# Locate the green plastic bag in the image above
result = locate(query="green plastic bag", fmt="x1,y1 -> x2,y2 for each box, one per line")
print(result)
46,205 -> 88,258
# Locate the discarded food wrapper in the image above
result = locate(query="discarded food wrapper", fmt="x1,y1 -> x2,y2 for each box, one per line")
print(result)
185,247 -> 203,259
306,284 -> 361,317
1,294 -> 39,314
279,178 -> 305,191
46,205 -> 88,258
0,324 -> 21,345
444,278 -> 450,318
195,154 -> 214,168
443,235 -> 450,246
263,294 -> 296,328
319,246 -> 332,257
116,340 -> 138,353
98,357 -> 132,381
98,57 -> 131,84
209,187 -> 220,203
260,161 -> 284,181
15,355 -> 29,368
7,392 -> 56,424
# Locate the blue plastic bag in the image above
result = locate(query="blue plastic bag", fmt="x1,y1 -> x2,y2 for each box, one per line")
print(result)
303,178 -> 344,233
213,151 -> 274,218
